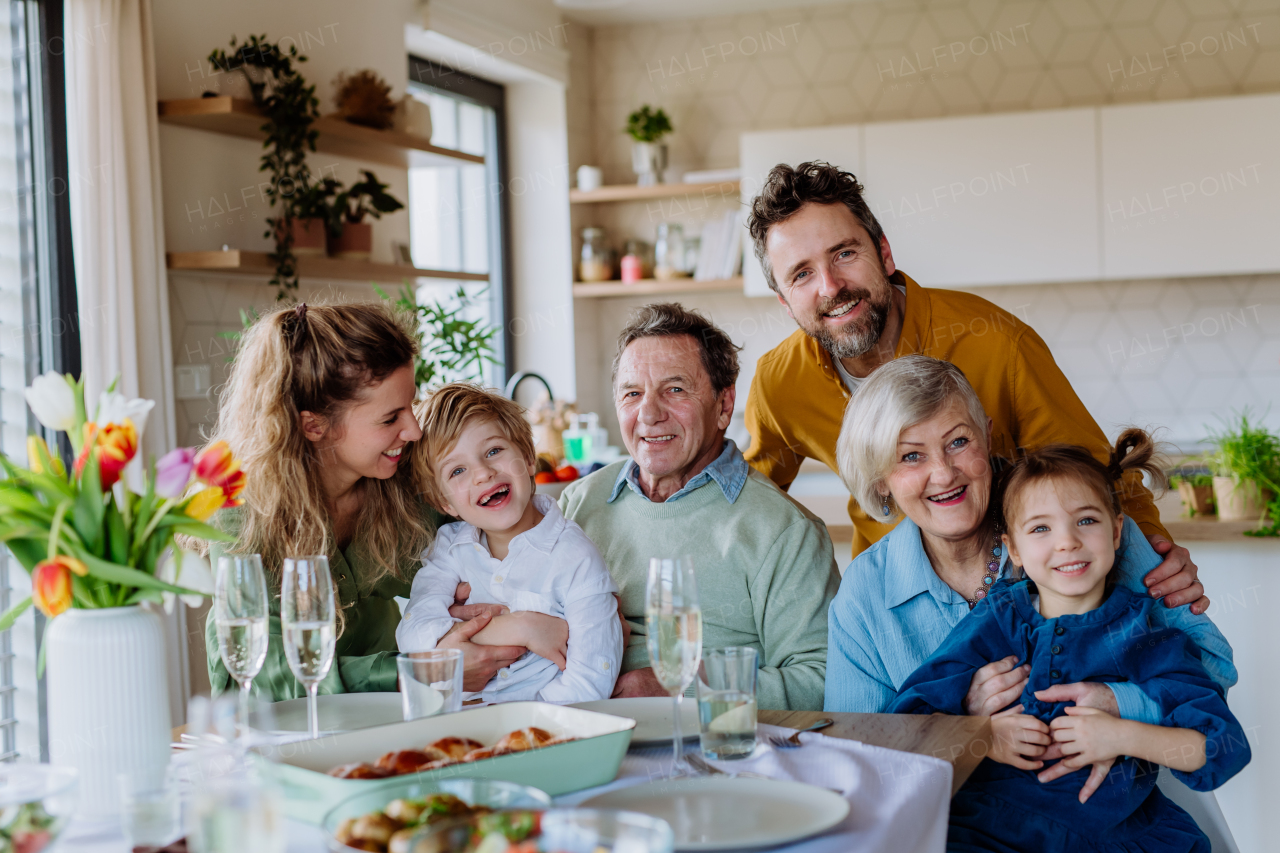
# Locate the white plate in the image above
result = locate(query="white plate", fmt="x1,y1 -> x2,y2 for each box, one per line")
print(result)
570,697 -> 700,745
583,776 -> 849,851
267,692 -> 403,734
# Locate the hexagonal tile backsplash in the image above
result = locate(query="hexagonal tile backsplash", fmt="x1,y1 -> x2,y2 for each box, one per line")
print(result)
567,0 -> 1280,450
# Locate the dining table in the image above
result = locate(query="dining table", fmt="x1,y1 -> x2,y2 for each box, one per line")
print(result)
64,710 -> 992,853
758,710 -> 991,796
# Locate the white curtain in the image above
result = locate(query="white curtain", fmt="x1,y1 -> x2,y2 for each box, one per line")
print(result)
64,0 -> 188,720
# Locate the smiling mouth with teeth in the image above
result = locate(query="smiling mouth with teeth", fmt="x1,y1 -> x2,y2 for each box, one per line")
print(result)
1053,561 -> 1089,574
926,485 -> 967,503
823,298 -> 861,319
479,485 -> 510,507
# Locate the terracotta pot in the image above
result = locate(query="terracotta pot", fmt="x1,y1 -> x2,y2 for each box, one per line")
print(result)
1211,476 -> 1272,521
1176,481 -> 1215,517
328,221 -> 373,260
276,217 -> 327,256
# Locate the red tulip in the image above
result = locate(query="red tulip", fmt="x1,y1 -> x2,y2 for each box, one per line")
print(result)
32,556 -> 87,618
73,419 -> 138,490
193,441 -> 246,507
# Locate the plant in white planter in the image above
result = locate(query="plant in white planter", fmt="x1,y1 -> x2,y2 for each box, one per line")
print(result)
626,105 -> 672,186
0,373 -> 240,816
1204,407 -> 1280,535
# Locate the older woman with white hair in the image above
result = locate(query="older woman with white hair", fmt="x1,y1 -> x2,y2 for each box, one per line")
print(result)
824,356 -> 1236,740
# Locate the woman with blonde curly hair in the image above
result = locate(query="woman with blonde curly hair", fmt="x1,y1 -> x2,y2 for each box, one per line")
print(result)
197,302 -> 528,700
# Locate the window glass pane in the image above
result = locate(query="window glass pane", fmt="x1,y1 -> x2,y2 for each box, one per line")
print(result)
425,92 -> 458,150
457,101 -> 485,157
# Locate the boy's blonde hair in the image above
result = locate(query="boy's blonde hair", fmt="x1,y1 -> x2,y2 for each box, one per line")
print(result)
415,383 -> 537,512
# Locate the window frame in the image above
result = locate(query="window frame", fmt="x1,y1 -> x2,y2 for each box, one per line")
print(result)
6,0 -> 81,761
407,55 -> 514,384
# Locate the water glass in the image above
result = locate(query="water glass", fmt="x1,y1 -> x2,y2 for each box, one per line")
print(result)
397,650 -> 464,720
645,556 -> 702,777
214,554 -> 269,736
281,555 -> 337,740
696,647 -> 758,760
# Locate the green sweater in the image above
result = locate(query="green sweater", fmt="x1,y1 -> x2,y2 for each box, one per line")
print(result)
204,503 -> 440,700
560,461 -> 839,711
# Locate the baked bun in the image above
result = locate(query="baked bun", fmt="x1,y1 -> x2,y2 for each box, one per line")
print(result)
428,736 -> 484,760
493,727 -> 558,753
375,749 -> 443,776
327,762 -> 391,779
460,747 -> 499,762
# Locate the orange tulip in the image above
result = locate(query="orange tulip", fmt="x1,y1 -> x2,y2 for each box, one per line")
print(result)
193,441 -> 246,508
32,556 -> 86,618
73,419 -> 138,490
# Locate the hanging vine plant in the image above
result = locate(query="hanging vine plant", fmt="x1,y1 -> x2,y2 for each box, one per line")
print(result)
208,34 -> 320,299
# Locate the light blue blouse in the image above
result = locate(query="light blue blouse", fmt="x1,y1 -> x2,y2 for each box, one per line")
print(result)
824,515 -> 1237,722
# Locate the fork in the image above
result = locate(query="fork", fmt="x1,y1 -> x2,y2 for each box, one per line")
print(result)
764,717 -> 834,749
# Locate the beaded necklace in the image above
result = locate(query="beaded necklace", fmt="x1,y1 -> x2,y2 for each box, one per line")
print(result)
965,527 -> 1004,610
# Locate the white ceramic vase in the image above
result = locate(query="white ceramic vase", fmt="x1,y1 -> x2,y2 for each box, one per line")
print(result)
46,606 -> 172,819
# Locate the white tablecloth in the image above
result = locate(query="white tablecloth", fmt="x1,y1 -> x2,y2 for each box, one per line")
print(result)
57,725 -> 952,853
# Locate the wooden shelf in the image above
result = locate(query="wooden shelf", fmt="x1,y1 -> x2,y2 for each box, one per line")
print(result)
572,277 -> 743,298
166,250 -> 489,284
569,180 -> 740,204
157,97 -> 486,169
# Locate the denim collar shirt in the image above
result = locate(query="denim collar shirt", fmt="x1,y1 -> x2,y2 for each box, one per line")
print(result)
824,514 -> 1237,721
608,439 -> 748,505
396,493 -> 622,704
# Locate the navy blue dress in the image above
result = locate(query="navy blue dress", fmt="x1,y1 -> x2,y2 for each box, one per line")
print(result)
888,580 -> 1250,853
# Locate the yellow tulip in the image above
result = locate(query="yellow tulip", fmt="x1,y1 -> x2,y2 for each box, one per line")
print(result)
184,486 -> 226,522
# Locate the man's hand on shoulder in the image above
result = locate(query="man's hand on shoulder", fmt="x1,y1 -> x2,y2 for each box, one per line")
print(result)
1143,535 -> 1209,614
611,667 -> 668,698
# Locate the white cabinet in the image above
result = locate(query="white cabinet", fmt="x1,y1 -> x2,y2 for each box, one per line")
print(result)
860,108 -> 1100,288
1100,92 -> 1280,279
740,125 -> 862,296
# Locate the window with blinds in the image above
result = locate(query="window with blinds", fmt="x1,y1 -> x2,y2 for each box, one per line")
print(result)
1,0 -> 79,761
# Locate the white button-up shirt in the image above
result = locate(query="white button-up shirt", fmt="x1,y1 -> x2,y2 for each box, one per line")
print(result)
397,494 -> 622,703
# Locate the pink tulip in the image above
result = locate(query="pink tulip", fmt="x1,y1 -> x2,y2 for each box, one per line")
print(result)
155,447 -> 196,498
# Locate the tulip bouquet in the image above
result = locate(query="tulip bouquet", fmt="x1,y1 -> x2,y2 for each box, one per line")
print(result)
0,372 -> 242,629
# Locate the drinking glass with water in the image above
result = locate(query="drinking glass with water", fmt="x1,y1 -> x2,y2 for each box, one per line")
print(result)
696,646 -> 758,760
397,649 -> 464,719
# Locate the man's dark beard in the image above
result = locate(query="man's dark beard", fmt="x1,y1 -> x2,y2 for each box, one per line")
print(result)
799,286 -> 892,360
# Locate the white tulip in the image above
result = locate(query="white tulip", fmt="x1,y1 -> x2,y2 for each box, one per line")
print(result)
24,372 -> 78,433
96,390 -> 155,439
158,548 -> 215,613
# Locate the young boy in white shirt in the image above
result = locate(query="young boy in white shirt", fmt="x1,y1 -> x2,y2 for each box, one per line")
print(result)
398,383 -> 622,703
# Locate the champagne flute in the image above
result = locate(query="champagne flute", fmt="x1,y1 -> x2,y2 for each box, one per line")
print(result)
214,555 -> 270,737
646,556 -> 702,777
281,555 -> 336,740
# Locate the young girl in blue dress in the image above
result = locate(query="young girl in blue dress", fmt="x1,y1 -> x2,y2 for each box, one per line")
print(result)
889,429 -> 1250,853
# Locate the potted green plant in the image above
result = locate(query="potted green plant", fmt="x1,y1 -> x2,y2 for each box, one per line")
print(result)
209,35 -> 320,298
328,170 -> 404,260
376,284 -> 500,394
280,176 -> 340,256
1168,471 -> 1215,517
1204,408 -> 1279,525
626,105 -> 672,186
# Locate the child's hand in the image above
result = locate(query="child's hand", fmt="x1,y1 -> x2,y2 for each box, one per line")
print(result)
1046,706 -> 1125,803
471,611 -> 569,671
989,710 -> 1051,770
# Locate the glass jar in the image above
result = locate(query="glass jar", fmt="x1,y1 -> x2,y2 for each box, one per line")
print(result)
579,227 -> 612,282
654,223 -> 688,280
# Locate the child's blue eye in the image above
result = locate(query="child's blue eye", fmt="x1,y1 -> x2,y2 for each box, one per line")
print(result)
487,446 -> 501,458
1078,517 -> 1097,526
1031,524 -> 1048,533
449,467 -> 464,478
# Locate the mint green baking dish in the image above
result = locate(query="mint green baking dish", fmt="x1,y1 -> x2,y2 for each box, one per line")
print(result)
256,701 -> 635,823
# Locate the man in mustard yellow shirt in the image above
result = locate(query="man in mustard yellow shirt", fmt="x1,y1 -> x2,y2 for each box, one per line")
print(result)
743,161 -> 1208,614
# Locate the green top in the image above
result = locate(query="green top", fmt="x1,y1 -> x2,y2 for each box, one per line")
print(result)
559,461 -> 840,711
204,503 -> 440,700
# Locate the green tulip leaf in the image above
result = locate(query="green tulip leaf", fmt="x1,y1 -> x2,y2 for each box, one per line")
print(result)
0,597 -> 32,632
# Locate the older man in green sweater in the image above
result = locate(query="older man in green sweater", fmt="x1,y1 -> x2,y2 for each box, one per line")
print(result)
560,303 -> 839,711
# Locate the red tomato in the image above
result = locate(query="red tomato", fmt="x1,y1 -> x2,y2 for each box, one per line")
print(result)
534,471 -> 558,485
554,465 -> 578,482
